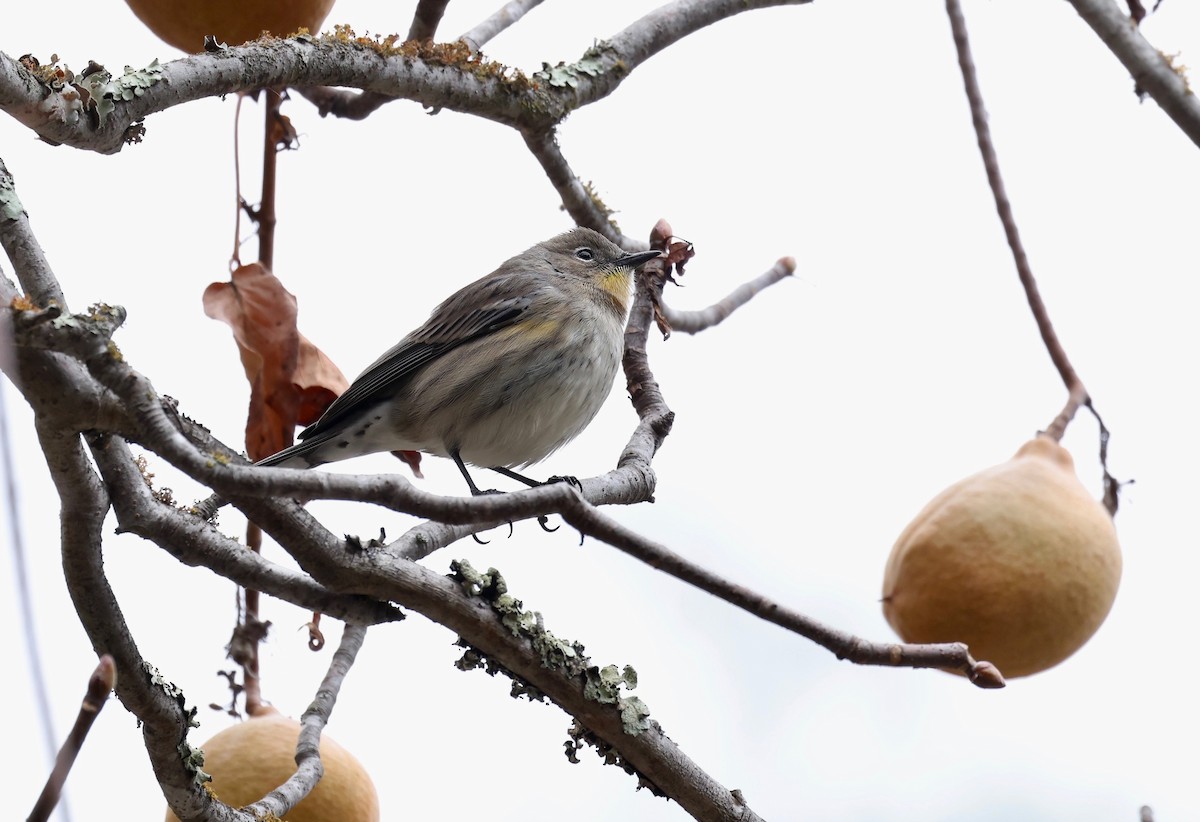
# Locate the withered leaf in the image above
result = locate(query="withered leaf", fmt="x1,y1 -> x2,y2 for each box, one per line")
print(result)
203,262 -> 348,462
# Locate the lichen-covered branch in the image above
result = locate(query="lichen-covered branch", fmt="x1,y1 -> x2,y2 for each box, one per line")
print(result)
300,0 -> 548,120
36,424 -> 252,821
0,0 -> 813,154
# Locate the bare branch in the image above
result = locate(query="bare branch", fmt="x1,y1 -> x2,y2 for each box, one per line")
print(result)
2,374 -> 64,814
460,0 -> 547,51
27,656 -> 116,822
1065,0 -> 1200,147
1,1 -> 813,152
0,156 -> 65,306
658,257 -> 795,335
408,0 -> 452,41
293,87 -> 393,120
215,499 -> 773,820
623,220 -> 679,423
947,0 -> 1122,514
89,434 -> 404,626
555,493 -> 1004,687
566,0 -> 813,110
0,42 -> 535,153
12,307 -> 781,815
35,424 -> 253,821
946,1 -> 1083,399
244,625 -> 369,820
521,128 -> 633,244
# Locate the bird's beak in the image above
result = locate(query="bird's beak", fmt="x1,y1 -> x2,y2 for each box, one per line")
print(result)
617,249 -> 663,269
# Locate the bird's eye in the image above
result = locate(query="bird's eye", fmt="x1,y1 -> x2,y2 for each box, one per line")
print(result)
574,247 -> 595,261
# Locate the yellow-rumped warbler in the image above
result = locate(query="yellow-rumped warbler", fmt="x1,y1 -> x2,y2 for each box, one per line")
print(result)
257,227 -> 661,494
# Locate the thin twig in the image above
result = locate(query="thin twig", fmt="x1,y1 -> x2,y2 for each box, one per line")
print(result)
521,128 -> 632,244
946,0 -> 1081,401
557,491 -> 1004,687
2,378 -> 69,820
231,94 -> 245,269
0,156 -> 65,307
408,0 -> 452,41
294,87 -> 394,120
658,257 -> 795,335
26,656 -> 115,822
243,625 -> 369,819
257,90 -> 280,271
460,0 -> 547,51
946,0 -> 1122,514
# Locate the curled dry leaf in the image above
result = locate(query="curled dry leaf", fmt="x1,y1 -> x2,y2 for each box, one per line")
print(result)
663,237 -> 695,278
270,108 -> 300,151
203,262 -> 349,461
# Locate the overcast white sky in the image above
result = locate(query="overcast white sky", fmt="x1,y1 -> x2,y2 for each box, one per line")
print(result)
4,1 -> 1200,820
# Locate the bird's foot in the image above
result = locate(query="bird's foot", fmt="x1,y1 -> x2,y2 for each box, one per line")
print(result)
469,487 -> 514,544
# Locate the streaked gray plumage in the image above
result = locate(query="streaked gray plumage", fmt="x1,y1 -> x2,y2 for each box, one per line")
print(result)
257,227 -> 660,493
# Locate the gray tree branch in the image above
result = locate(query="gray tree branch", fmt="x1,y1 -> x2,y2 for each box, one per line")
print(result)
0,0 -> 812,154
243,625 -> 369,820
1065,0 -> 1200,148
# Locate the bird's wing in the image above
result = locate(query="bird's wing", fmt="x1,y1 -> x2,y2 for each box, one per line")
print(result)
297,276 -> 536,440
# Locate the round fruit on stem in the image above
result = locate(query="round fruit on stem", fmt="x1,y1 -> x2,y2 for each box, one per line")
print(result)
164,708 -> 379,821
882,435 -> 1122,679
125,0 -> 336,53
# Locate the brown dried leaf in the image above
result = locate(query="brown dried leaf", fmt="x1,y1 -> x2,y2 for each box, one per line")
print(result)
294,334 -> 348,426
663,238 -> 695,277
271,110 -> 300,150
203,262 -> 347,461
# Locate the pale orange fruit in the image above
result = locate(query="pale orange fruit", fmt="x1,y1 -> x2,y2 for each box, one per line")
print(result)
882,435 -> 1122,678
125,0 -> 336,52
165,709 -> 379,821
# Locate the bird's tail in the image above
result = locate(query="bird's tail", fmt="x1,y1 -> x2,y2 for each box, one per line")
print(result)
254,434 -> 334,469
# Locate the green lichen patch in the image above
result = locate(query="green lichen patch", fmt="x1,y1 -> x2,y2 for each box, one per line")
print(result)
20,54 -> 163,128
75,60 -> 164,126
449,560 -> 649,735
533,43 -> 619,89
144,662 -> 210,785
0,185 -> 24,221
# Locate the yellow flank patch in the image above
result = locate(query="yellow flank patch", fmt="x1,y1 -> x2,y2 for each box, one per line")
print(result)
504,317 -> 561,342
599,267 -> 633,304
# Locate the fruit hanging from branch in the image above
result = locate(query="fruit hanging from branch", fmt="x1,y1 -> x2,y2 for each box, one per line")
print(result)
882,435 -> 1122,679
164,708 -> 380,822
124,0 -> 336,52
